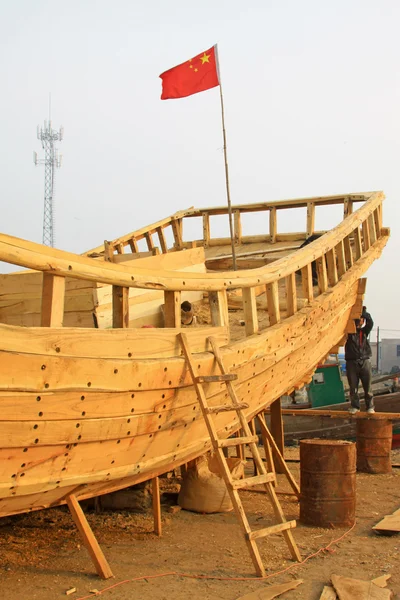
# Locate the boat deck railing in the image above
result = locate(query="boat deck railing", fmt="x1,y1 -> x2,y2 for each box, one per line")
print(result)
0,191 -> 388,348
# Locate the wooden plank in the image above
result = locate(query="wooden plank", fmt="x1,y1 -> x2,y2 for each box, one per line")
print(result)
301,264 -> 314,303
285,272 -> 297,316
202,212 -> 210,247
331,574 -> 392,600
266,281 -> 280,325
307,202 -> 315,237
319,585 -> 337,599
336,241 -> 346,278
236,579 -> 303,600
41,273 -> 65,328
316,254 -> 328,293
163,291 -> 181,328
234,209 -> 242,244
269,207 -> 277,243
326,248 -> 338,286
373,508 -> 400,533
362,219 -> 371,252
66,493 -> 113,579
152,477 -> 162,536
372,575 -> 392,589
271,408 -> 400,420
112,286 -> 129,328
242,287 -> 259,336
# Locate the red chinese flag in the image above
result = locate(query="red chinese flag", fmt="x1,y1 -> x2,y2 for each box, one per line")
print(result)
160,46 -> 220,100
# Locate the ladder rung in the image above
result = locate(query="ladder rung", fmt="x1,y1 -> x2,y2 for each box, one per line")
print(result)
246,520 -> 297,541
217,435 -> 259,448
231,472 -> 275,489
206,402 -> 249,414
195,374 -> 238,383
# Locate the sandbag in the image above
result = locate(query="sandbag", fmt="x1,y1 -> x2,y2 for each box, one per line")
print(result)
178,453 -> 245,513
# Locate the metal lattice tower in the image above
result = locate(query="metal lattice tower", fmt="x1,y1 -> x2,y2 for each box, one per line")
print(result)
34,107 -> 63,247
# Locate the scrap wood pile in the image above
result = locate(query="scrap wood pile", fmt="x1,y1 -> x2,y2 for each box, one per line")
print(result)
235,574 -> 394,599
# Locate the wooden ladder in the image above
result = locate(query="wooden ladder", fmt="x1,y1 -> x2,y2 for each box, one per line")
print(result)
178,332 -> 301,577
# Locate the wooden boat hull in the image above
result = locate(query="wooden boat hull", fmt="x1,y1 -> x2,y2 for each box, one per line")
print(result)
0,235 -> 388,517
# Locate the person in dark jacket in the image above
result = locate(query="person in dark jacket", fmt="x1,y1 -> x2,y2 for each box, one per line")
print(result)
345,306 -> 374,414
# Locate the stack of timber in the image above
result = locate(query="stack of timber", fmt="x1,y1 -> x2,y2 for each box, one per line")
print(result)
0,191 -> 390,522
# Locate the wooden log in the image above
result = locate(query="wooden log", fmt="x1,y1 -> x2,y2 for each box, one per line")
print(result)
66,493 -> 113,579
242,287 -> 259,336
41,274 -> 65,328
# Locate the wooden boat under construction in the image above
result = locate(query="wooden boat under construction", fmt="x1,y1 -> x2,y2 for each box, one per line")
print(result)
0,191 -> 390,525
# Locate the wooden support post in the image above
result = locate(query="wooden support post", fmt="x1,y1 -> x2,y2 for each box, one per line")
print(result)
163,291 -> 181,328
257,415 -> 300,499
234,209 -> 242,244
242,287 -> 259,336
269,208 -> 277,243
301,264 -> 314,304
326,248 -> 338,287
152,477 -> 162,536
209,290 -> 228,328
202,212 -> 210,247
115,243 -> 124,254
258,411 -> 276,486
270,398 -> 285,473
112,286 -> 129,328
362,219 -> 370,252
373,207 -> 382,239
344,235 -> 354,268
41,273 -> 66,327
306,202 -> 315,238
316,254 -> 328,293
336,241 -> 346,278
66,493 -> 113,579
353,227 -> 363,260
104,240 -> 114,262
285,272 -> 297,316
156,227 -> 168,254
266,281 -> 281,325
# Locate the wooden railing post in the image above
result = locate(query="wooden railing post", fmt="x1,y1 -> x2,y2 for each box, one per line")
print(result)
368,213 -> 377,245
234,210 -> 242,244
128,238 -> 139,253
373,207 -> 382,239
326,248 -> 338,287
242,287 -> 259,335
163,291 -> 181,327
344,236 -> 354,269
343,197 -> 353,218
209,290 -> 229,328
336,241 -> 346,278
316,254 -> 328,293
171,218 -> 183,250
306,202 -> 315,238
269,208 -> 277,244
41,273 -> 66,327
285,273 -> 297,316
202,212 -> 210,247
353,227 -> 363,261
156,226 -> 168,253
266,281 -> 281,325
362,220 -> 371,252
112,286 -> 129,328
301,264 -> 314,304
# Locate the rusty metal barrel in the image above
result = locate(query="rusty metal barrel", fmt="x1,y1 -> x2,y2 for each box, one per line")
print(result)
356,419 -> 392,474
300,439 -> 356,528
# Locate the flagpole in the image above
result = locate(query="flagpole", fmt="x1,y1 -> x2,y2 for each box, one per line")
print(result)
215,45 -> 237,271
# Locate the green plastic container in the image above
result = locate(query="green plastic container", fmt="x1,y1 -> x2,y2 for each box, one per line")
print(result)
308,363 -> 345,408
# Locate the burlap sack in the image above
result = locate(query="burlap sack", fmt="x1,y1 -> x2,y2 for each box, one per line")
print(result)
178,453 -> 245,513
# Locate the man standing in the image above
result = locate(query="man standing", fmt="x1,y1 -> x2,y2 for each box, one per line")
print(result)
345,306 -> 374,414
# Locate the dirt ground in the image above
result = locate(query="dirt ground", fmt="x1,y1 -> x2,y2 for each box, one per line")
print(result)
1,447 -> 399,600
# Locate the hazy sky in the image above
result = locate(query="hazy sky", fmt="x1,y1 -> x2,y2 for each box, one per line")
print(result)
0,0 -> 399,336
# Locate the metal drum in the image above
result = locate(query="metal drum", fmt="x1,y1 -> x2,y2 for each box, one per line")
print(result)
356,419 -> 392,474
300,439 -> 356,527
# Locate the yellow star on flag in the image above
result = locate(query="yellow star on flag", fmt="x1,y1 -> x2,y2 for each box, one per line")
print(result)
200,52 -> 210,64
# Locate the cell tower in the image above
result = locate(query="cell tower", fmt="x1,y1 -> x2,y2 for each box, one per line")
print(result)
34,97 -> 63,247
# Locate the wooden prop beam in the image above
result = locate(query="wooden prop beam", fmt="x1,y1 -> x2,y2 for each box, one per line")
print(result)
269,398 -> 284,473
268,408 -> 400,420
152,476 -> 162,536
66,493 -> 113,579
